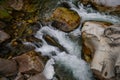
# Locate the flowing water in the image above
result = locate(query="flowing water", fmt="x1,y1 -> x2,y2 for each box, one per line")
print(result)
30,1 -> 120,80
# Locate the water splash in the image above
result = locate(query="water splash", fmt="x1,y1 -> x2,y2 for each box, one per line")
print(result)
71,3 -> 120,24
34,1 -> 120,80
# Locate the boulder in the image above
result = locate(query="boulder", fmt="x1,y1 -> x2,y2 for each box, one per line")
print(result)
51,7 -> 80,32
82,21 -> 120,80
14,51 -> 44,74
0,58 -> 18,77
82,21 -> 112,62
43,35 -> 67,52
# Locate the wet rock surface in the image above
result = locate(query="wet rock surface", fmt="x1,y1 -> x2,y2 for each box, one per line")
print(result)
51,7 -> 80,32
14,51 -> 44,74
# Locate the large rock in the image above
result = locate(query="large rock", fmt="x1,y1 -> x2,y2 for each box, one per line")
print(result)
0,58 -> 18,77
81,0 -> 120,16
82,21 -> 120,80
51,7 -> 80,32
14,51 -> 44,74
82,21 -> 112,62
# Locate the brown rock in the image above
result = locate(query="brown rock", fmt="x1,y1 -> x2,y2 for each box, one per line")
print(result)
14,51 -> 44,74
51,7 -> 80,32
27,73 -> 47,80
0,31 -> 10,43
0,58 -> 18,77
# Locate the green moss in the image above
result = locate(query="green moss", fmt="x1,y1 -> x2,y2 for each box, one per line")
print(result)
0,9 -> 11,19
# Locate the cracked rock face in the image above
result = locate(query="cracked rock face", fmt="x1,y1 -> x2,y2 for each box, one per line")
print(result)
82,21 -> 120,80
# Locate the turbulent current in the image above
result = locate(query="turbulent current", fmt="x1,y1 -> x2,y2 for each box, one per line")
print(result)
31,1 -> 120,80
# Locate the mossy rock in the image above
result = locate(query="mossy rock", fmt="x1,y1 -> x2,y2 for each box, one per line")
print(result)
51,7 -> 81,32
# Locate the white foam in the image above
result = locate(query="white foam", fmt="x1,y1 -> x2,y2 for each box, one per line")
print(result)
35,26 -> 82,57
43,59 -> 55,79
71,4 -> 120,24
54,52 -> 93,80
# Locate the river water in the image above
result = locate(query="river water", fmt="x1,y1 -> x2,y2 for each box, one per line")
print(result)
33,1 -> 120,80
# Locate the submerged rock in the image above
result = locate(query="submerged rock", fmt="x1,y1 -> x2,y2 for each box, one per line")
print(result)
43,35 -> 67,52
51,7 -> 80,32
14,51 -> 44,74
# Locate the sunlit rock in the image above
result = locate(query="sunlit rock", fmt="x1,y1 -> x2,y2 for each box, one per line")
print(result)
81,21 -> 120,80
14,51 -> 44,74
82,21 -> 112,62
51,7 -> 80,32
